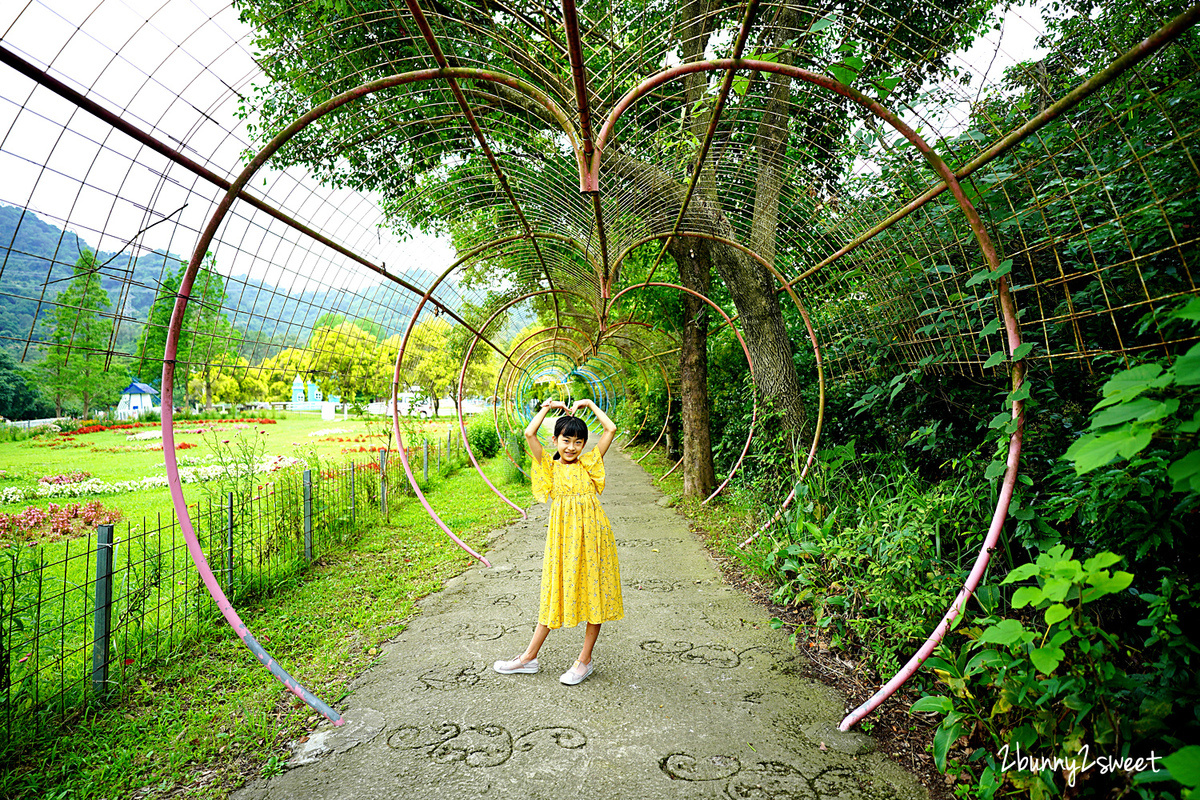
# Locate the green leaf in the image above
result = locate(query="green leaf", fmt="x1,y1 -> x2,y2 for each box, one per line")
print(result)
979,618 -> 1026,646
1162,746 -> 1200,788
873,75 -> 900,98
984,459 -> 1007,479
1004,563 -> 1038,584
933,722 -> 959,772
1084,570 -> 1134,600
978,318 -> 1002,338
1167,450 -> 1200,493
909,695 -> 953,714
1090,397 -> 1162,429
810,13 -> 837,32
988,411 -> 1010,429
983,350 -> 1007,369
732,76 -> 749,96
965,258 -> 1013,287
1041,577 -> 1073,602
1173,341 -> 1200,386
1010,585 -> 1043,609
1082,552 -> 1122,572
1044,603 -> 1071,625
1095,363 -> 1169,408
965,270 -> 990,288
1064,427 -> 1154,473
1030,646 -> 1065,674
829,64 -> 857,85
1009,382 -> 1031,402
1012,342 -> 1034,360
1171,298 -> 1200,322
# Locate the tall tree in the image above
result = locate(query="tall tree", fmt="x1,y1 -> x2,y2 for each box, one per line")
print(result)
38,249 -> 122,417
133,266 -> 182,390
407,317 -> 456,416
308,321 -> 379,401
235,0 -> 991,495
184,258 -> 240,410
0,351 -> 53,420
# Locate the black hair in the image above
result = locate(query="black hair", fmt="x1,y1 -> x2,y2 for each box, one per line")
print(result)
551,415 -> 589,460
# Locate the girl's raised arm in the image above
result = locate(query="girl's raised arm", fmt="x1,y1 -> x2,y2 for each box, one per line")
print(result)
573,399 -> 617,457
525,399 -> 566,463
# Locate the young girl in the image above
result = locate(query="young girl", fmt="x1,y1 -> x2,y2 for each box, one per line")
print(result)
493,398 -> 622,685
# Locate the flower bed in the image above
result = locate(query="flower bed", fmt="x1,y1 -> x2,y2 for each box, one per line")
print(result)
0,500 -> 122,542
37,471 -> 92,485
0,455 -> 302,504
62,418 -> 277,437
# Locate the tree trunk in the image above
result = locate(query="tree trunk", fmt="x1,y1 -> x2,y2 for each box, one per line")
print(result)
669,240 -> 716,499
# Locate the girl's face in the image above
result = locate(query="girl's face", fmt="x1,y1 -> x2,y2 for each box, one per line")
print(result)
554,433 -> 586,463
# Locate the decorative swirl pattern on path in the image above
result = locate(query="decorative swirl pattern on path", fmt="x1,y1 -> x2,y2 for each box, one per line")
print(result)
641,640 -> 771,669
660,753 -> 868,800
387,721 -> 586,768
414,663 -> 484,691
424,622 -> 517,641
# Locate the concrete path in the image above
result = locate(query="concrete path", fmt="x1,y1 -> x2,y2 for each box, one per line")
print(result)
235,448 -> 926,800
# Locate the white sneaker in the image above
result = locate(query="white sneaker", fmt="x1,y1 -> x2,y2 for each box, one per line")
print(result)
559,660 -> 593,685
493,655 -> 539,674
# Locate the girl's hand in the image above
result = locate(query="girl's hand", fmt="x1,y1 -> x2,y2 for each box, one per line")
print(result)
541,399 -> 569,413
570,399 -> 592,414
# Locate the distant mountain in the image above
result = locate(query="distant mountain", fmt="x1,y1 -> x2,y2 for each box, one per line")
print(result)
0,204 -> 174,355
0,205 -> 464,361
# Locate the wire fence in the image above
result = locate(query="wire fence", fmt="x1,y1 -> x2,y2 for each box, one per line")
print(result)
0,447 -> 452,753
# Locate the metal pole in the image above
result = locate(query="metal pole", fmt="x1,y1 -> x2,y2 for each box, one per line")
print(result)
227,491 -> 235,592
91,524 -> 115,696
380,449 -> 387,519
303,470 -> 313,562
350,463 -> 356,525
423,438 -> 429,483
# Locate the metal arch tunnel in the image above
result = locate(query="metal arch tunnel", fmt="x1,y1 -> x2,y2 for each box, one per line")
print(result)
2,0 -> 1197,736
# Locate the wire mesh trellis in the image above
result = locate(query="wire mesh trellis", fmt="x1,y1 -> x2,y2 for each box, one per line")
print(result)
0,456 -> 378,751
1,0 -> 1198,731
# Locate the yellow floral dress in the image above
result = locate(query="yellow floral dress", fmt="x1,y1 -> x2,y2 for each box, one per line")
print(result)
532,448 -> 624,628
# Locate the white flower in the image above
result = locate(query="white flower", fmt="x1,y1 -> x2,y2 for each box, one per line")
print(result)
0,456 -> 304,502
308,428 -> 352,437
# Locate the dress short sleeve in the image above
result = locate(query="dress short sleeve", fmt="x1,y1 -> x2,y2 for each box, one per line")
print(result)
581,448 -> 606,495
531,450 -> 555,503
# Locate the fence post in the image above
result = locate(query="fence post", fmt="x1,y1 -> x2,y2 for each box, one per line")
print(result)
91,524 -> 115,696
350,462 -> 356,525
303,469 -> 313,562
227,491 -> 235,592
379,448 -> 387,520
423,438 -> 429,483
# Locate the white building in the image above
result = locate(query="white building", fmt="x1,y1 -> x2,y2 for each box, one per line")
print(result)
115,381 -> 160,420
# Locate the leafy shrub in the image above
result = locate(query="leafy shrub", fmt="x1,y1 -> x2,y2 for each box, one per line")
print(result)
466,414 -> 500,458
913,546 -> 1199,799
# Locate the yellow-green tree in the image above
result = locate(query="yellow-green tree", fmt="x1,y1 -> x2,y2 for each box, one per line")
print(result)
259,347 -> 309,400
307,321 -> 379,402
407,318 -> 455,416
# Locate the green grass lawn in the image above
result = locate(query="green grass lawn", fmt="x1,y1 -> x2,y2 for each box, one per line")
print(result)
0,445 -> 532,799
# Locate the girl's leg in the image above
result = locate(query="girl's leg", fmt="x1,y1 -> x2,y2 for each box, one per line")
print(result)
577,623 -> 601,665
522,623 -> 551,661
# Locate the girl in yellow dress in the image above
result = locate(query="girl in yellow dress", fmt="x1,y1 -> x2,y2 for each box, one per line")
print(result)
493,398 -> 623,685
